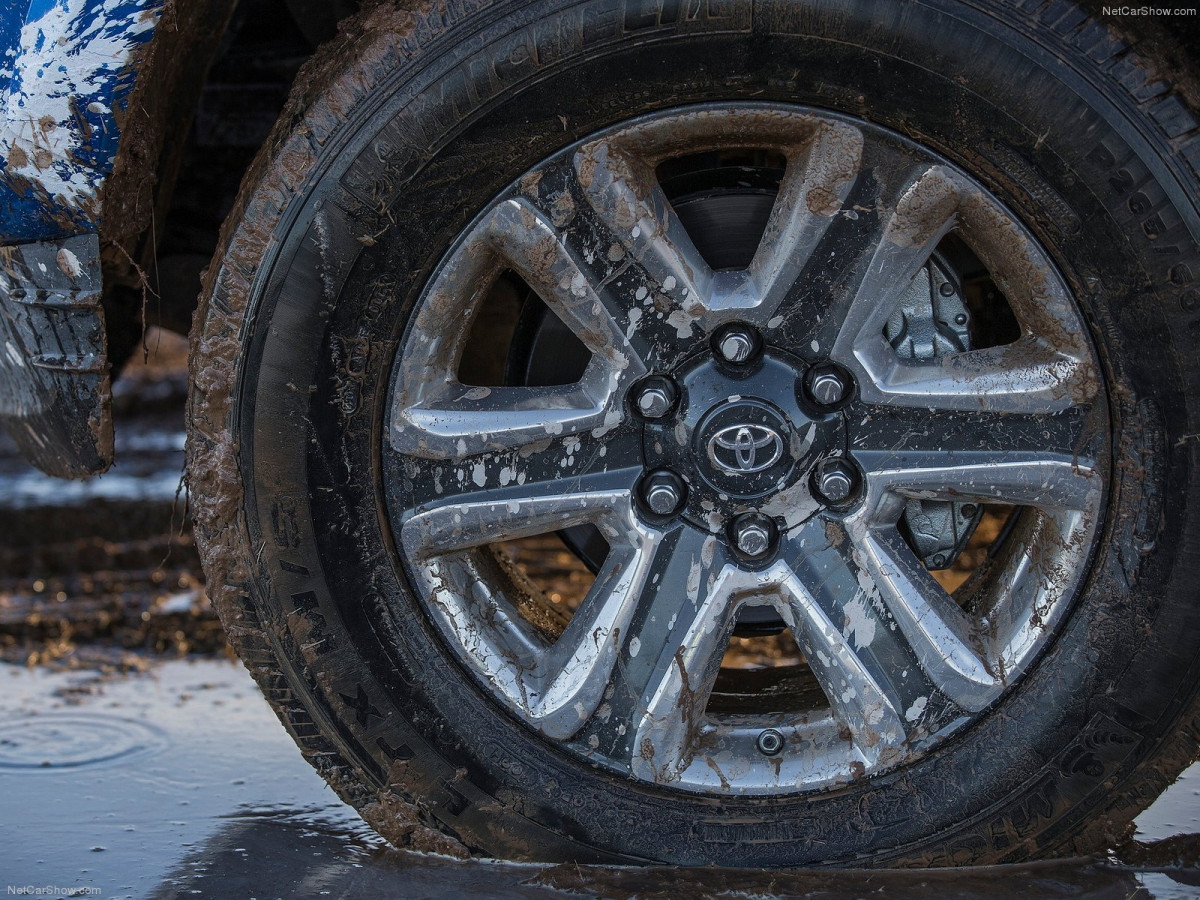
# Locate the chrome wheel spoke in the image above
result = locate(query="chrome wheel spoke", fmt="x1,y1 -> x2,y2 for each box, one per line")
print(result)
842,518 -> 1001,713
391,384 -> 625,461
775,524 -> 910,759
617,528 -> 740,784
400,467 -> 640,559
846,335 -> 1094,415
826,165 -> 964,365
389,199 -> 644,460
862,451 -> 1099,512
821,164 -> 1093,413
575,110 -> 867,348
851,403 -> 1103,512
402,464 -> 661,740
528,531 -> 661,739
573,135 -> 713,347
724,118 -> 865,324
487,199 -> 642,368
515,157 -> 700,369
749,120 -> 863,305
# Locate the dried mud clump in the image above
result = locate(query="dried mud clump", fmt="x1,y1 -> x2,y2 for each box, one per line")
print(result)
361,792 -> 471,859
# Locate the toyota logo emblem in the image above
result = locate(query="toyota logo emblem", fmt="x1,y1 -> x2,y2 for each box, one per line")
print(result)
707,424 -> 784,475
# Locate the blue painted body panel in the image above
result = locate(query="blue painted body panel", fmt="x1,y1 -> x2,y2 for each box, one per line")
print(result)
0,0 -> 163,244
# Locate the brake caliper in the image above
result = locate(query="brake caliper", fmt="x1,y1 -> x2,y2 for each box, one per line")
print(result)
885,255 -> 983,570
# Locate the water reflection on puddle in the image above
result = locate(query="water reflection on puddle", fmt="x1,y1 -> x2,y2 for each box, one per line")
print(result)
0,658 -> 1196,900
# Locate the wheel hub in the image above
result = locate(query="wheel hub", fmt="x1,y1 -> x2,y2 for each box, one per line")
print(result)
641,349 -> 846,533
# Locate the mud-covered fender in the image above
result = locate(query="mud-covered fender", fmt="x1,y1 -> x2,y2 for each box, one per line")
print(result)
1,0 -> 163,243
0,0 -> 162,477
0,233 -> 110,477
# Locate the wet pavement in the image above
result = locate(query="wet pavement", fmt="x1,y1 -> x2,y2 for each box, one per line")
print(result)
0,656 -> 1197,899
1,333 -> 1198,899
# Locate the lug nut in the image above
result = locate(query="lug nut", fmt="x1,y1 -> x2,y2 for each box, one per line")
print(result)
730,512 -> 777,559
646,482 -> 682,516
804,363 -> 852,408
714,323 -> 760,365
632,376 -> 678,420
812,457 -> 860,506
757,728 -> 784,756
640,469 -> 686,517
719,331 -> 755,364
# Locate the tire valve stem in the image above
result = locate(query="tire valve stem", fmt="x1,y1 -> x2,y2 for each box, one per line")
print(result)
756,728 -> 784,757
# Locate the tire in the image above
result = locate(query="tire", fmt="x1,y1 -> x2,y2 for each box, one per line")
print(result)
187,0 -> 1200,866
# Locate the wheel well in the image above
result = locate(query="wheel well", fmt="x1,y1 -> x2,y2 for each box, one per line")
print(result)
99,0 -> 359,371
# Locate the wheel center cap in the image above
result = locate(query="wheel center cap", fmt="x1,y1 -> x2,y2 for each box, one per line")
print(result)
695,401 -> 803,497
640,349 -> 847,529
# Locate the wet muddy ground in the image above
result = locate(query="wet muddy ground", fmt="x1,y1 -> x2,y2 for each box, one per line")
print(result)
1,332 -> 1198,899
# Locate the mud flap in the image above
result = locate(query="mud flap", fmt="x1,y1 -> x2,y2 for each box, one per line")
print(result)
0,233 -> 113,478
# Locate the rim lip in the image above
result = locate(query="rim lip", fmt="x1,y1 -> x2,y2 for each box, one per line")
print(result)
379,100 -> 1111,797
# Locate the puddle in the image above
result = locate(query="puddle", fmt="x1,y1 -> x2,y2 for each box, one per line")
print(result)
0,658 -> 1196,900
0,714 -> 167,771
0,659 -> 360,899
1135,765 -> 1200,842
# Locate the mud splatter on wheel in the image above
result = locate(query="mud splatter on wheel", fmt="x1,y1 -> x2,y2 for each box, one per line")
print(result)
188,0 -> 1200,865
